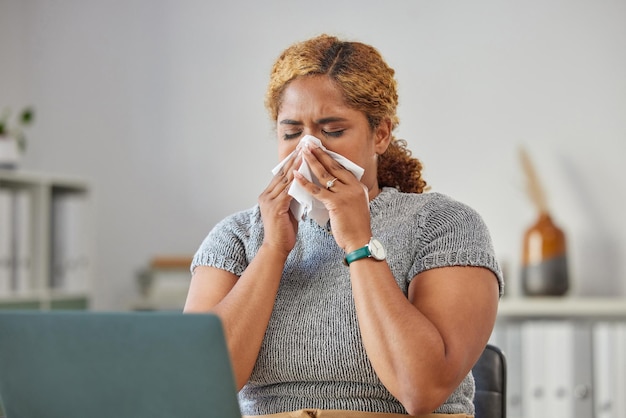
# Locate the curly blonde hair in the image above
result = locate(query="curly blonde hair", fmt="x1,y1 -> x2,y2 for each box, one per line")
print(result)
266,34 -> 427,194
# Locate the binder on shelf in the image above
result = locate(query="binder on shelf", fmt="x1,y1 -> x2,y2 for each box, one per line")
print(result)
593,322 -> 618,418
521,320 -> 547,418
50,193 -> 90,293
615,323 -> 626,418
572,322 -> 594,418
544,320 -> 593,418
0,188 -> 12,296
504,322 -> 523,418
545,322 -> 567,416
12,189 -> 32,295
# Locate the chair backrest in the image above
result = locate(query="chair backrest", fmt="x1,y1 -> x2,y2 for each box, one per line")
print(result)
472,344 -> 507,418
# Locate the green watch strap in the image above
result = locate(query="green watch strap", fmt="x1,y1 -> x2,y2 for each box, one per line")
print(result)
344,246 -> 371,265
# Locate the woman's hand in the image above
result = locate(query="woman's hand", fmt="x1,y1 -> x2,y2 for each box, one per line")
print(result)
258,152 -> 301,257
293,145 -> 373,253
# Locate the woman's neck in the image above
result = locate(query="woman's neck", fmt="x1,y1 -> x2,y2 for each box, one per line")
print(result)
368,184 -> 381,201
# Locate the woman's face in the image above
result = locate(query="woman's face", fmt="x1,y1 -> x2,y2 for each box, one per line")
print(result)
276,75 -> 390,191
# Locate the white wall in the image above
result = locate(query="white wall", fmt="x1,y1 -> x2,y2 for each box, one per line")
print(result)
1,0 -> 625,309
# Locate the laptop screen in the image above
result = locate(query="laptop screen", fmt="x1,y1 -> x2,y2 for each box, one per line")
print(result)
0,311 -> 242,418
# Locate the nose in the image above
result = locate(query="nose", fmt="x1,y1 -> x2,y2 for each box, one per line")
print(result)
302,132 -> 326,147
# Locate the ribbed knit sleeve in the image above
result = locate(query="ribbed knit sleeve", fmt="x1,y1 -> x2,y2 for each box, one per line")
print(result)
409,193 -> 503,295
191,206 -> 264,277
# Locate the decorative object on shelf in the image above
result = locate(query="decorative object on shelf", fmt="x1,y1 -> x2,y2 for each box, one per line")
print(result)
0,107 -> 34,169
519,146 -> 569,296
133,256 -> 193,311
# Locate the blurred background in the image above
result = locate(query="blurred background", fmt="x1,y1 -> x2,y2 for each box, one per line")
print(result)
1,0 -> 624,311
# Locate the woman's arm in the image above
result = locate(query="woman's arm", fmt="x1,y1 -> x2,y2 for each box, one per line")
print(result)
349,261 -> 499,415
184,244 -> 289,390
296,145 -> 500,415
184,152 -> 301,390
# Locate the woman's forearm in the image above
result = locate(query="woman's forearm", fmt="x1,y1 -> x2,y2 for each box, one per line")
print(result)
348,261 -> 498,415
185,244 -> 288,389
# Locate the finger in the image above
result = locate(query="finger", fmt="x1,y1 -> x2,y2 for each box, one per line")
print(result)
265,154 -> 301,198
324,176 -> 340,192
303,146 -> 348,185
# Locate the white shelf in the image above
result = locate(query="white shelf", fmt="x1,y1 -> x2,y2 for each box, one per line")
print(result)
0,169 -> 92,310
0,169 -> 88,190
498,297 -> 626,320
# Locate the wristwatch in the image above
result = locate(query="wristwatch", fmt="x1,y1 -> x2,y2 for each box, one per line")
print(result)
344,237 -> 386,266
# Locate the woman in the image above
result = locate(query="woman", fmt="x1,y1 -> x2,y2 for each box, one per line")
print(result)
184,34 -> 503,418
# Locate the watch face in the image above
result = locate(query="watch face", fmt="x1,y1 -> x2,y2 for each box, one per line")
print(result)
368,238 -> 386,260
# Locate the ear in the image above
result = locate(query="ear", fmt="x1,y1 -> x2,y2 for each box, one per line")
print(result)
373,117 -> 393,155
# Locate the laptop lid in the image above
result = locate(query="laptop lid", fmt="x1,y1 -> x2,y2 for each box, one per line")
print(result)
0,311 -> 242,418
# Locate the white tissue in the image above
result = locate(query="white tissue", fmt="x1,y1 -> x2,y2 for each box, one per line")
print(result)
271,135 -> 365,226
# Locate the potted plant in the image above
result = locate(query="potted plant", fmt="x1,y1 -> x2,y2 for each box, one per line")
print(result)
0,106 -> 34,169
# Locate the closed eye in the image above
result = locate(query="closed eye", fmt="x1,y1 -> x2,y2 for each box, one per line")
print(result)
283,131 -> 302,140
279,119 -> 303,140
322,129 -> 344,138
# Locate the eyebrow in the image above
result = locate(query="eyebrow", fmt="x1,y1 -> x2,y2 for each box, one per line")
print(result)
279,119 -> 302,126
279,117 -> 348,125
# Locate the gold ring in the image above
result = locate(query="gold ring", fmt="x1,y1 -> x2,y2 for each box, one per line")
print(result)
326,177 -> 338,190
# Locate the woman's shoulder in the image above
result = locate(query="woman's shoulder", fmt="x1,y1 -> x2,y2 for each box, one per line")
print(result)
211,204 -> 263,234
376,188 -> 489,235
377,187 -> 473,214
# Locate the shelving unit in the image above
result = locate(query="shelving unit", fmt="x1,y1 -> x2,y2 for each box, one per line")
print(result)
493,296 -> 626,418
498,297 -> 626,320
0,169 -> 92,310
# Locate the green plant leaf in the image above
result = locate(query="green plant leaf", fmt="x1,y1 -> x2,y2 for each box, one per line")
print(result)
20,107 -> 34,125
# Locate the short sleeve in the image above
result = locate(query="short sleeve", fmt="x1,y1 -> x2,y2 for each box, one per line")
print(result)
408,196 -> 503,295
191,208 -> 261,277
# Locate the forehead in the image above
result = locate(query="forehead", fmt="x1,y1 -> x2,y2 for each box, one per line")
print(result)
278,76 -> 349,117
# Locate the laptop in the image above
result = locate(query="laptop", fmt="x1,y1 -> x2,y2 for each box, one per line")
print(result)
0,311 -> 242,418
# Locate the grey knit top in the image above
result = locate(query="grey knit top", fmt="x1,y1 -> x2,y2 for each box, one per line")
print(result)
191,188 -> 503,416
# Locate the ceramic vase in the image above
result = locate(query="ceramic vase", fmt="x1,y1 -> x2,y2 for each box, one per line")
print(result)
521,212 -> 569,296
0,138 -> 20,169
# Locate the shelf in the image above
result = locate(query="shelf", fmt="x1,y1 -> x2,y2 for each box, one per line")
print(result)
0,291 -> 90,310
0,169 -> 92,310
49,295 -> 90,310
0,289 -> 48,303
0,169 -> 88,189
497,297 -> 626,320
